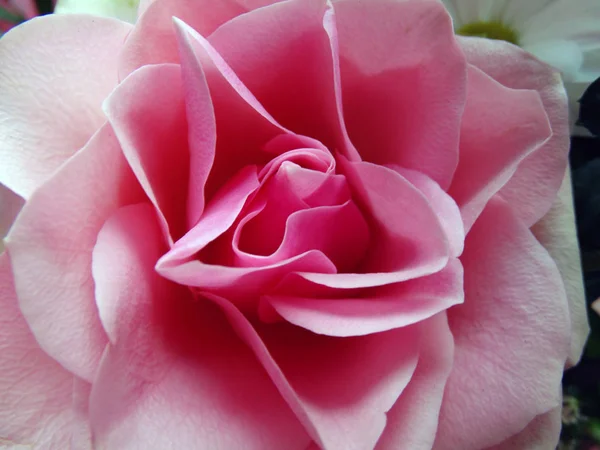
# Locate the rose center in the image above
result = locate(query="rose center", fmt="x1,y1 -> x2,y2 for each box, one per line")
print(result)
456,21 -> 519,45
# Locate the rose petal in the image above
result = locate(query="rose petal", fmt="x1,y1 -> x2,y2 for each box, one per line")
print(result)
299,161 -> 449,289
434,197 -> 570,450
119,0 -> 245,78
209,0 -> 358,159
0,15 -> 131,198
89,203 -> 310,449
485,405 -> 562,450
532,168 -> 588,367
334,0 -> 467,189
71,378 -> 93,450
104,63 -> 191,243
207,292 -> 420,450
376,313 -> 454,450
0,253 -> 75,450
448,65 -> 552,232
392,166 -> 464,257
265,259 -> 463,337
5,125 -> 145,381
458,37 -> 570,226
175,18 -> 297,198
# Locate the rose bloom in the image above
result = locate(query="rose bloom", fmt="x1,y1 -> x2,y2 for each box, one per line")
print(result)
0,0 -> 589,449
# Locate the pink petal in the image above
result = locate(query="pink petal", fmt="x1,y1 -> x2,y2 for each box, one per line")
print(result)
434,197 -> 571,450
266,259 -> 463,337
160,165 -> 260,266
334,0 -> 466,189
89,203 -> 310,449
532,169 -> 588,367
448,65 -> 552,232
0,15 -> 131,198
209,0 -> 358,160
0,253 -> 75,450
175,18 -> 296,198
71,379 -> 93,450
120,0 -> 246,78
208,292 -> 420,450
299,160 -> 449,289
376,313 -> 454,450
392,166 -> 464,257
485,406 -> 562,450
104,63 -> 191,243
5,125 -> 145,382
459,37 -> 570,226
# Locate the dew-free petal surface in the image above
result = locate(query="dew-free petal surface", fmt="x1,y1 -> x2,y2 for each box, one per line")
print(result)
0,15 -> 131,198
434,197 -> 570,450
6,125 -> 144,382
0,253 -> 75,450
90,203 -> 310,450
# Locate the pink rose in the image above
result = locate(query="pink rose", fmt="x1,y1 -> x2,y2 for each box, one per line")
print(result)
0,0 -> 588,449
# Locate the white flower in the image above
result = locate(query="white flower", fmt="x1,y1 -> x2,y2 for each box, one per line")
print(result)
442,0 -> 600,82
54,0 -> 139,23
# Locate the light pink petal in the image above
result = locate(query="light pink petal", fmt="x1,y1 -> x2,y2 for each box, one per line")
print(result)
434,197 -> 570,450
392,166 -> 464,257
207,292 -> 420,450
209,0 -> 358,160
266,259 -> 463,337
448,65 -> 552,232
459,36 -> 570,226
10,0 -> 37,18
0,15 -> 131,198
532,169 -> 588,367
485,405 -> 562,450
376,313 -> 454,450
0,253 -> 75,450
120,0 -> 246,78
0,183 -> 24,254
299,160 -> 449,289
89,203 -> 310,449
71,379 -> 93,450
105,63 -> 191,243
334,0 -> 466,189
5,125 -> 145,382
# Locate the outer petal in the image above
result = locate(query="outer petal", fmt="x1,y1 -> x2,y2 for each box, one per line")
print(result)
209,292 -> 420,450
532,168 -> 588,367
334,0 -> 467,189
376,313 -> 454,450
6,125 -> 145,382
485,405 -> 562,450
0,253 -> 75,450
448,65 -> 552,232
458,36 -> 570,226
434,197 -> 570,450
89,203 -> 310,450
0,15 -> 132,198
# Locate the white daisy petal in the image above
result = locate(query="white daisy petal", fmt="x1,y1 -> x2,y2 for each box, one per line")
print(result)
523,39 -> 584,81
450,0 -> 496,25
493,0 -> 555,31
576,47 -> 600,82
520,0 -> 600,45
